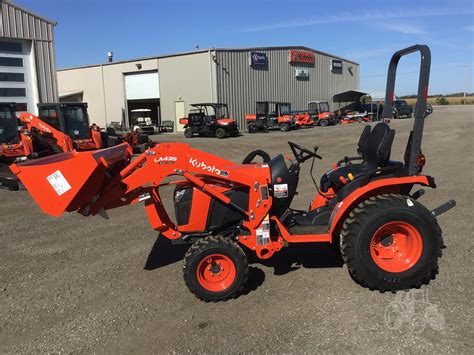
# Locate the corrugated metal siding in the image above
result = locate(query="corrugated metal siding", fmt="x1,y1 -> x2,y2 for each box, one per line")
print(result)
34,40 -> 58,102
0,0 -> 58,102
0,1 -> 53,40
216,49 -> 359,127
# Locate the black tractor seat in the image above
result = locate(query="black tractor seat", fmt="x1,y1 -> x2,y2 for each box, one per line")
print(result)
320,123 -> 400,193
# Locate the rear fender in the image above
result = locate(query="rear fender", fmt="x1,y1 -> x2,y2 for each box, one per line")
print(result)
328,175 -> 435,235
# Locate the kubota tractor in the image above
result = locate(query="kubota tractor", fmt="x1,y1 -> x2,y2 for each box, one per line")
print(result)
0,103 -> 33,190
37,103 -> 104,151
179,103 -> 239,139
12,45 -> 455,302
245,101 -> 296,133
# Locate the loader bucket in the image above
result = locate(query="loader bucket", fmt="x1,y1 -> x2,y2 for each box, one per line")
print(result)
10,143 -> 132,217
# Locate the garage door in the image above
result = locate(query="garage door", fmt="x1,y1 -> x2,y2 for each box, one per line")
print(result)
125,71 -> 159,100
0,40 -> 36,113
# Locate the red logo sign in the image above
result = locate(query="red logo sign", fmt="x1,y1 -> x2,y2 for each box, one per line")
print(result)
289,50 -> 315,64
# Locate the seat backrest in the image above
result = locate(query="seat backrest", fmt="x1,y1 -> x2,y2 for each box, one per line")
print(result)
358,123 -> 395,166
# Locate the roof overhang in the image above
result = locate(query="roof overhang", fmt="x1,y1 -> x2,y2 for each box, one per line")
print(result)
332,90 -> 370,103
59,91 -> 83,99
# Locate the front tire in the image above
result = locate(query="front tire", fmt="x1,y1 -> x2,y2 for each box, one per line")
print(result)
248,122 -> 257,133
184,128 -> 193,138
215,127 -> 226,139
183,235 -> 248,302
279,123 -> 290,132
340,194 -> 442,292
319,119 -> 329,127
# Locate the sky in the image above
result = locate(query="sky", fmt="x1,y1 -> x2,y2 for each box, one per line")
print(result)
14,0 -> 474,95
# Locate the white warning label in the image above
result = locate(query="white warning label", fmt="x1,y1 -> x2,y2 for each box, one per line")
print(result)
46,170 -> 72,196
274,183 -> 288,198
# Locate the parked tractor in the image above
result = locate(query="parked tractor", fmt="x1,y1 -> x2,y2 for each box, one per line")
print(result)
245,101 -> 296,132
37,103 -> 104,152
180,103 -> 239,139
0,103 -> 31,190
12,45 -> 456,302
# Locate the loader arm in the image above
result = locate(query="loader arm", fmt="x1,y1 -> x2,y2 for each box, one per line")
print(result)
11,142 -> 273,239
19,112 -> 74,152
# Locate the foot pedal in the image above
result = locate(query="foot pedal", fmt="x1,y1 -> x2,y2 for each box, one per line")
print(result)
411,189 -> 425,200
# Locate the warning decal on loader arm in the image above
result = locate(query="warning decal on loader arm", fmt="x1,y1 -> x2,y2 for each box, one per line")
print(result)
46,170 -> 72,196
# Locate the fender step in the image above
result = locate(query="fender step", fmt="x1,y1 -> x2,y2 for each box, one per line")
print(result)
431,200 -> 456,217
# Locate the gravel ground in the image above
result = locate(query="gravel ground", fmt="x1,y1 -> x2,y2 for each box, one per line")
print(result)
0,105 -> 472,353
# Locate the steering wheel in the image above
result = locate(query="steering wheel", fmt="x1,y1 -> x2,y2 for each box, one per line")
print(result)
288,141 -> 322,163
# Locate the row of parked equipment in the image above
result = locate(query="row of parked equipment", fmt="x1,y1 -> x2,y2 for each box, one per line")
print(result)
178,100 -> 355,139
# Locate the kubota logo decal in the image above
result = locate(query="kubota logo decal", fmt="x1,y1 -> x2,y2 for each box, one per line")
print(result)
189,157 -> 222,175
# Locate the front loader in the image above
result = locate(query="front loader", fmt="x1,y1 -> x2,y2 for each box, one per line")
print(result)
12,45 -> 455,302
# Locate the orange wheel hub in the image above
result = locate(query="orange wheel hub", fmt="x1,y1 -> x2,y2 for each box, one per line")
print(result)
370,221 -> 423,273
196,254 -> 236,292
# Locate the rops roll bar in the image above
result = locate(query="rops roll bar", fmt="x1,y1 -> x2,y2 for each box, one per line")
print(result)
381,44 -> 431,175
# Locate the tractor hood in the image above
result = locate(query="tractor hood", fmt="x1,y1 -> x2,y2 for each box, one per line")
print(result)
217,118 -> 236,126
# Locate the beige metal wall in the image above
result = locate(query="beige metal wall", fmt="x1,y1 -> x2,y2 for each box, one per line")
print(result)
0,0 -> 58,103
57,66 -> 106,125
158,51 -> 215,130
58,58 -> 158,127
58,53 -> 214,130
216,49 -> 359,127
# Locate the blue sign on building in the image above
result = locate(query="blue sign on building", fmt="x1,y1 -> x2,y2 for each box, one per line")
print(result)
249,51 -> 268,67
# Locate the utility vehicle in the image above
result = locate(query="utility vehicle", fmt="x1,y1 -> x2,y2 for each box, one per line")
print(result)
180,103 -> 239,139
245,101 -> 296,133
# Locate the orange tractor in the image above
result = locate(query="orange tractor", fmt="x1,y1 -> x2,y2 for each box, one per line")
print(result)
12,45 -> 455,302
0,103 -> 33,189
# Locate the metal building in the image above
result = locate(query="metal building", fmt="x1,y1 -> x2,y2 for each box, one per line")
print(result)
57,46 -> 359,131
0,0 -> 58,113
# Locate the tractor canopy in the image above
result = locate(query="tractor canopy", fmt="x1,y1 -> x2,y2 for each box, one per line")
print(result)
38,103 -> 91,140
191,103 -> 230,119
0,103 -> 20,145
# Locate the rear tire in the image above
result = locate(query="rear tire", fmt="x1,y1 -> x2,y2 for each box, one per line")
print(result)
319,119 -> 329,127
248,122 -> 257,133
184,128 -> 193,138
215,127 -> 226,139
340,194 -> 442,292
279,123 -> 290,132
183,235 -> 248,302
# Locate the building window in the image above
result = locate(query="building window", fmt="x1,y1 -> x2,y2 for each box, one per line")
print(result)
0,72 -> 25,82
0,88 -> 27,97
0,42 -> 23,53
0,57 -> 23,67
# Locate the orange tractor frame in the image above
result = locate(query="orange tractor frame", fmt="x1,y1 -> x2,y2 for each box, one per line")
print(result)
12,45 -> 455,302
